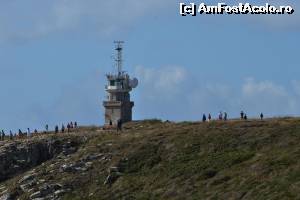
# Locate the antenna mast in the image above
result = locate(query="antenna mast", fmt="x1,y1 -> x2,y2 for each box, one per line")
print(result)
114,41 -> 124,75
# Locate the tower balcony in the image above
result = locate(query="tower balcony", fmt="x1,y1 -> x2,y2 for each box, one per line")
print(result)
106,85 -> 120,90
105,85 -> 131,92
103,101 -> 122,107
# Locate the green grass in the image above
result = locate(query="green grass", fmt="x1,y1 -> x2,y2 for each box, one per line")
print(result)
2,118 -> 300,199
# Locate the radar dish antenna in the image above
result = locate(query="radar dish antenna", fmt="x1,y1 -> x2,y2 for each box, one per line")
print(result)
129,78 -> 138,88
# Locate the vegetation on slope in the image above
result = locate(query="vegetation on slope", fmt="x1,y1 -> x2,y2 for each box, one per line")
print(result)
1,118 -> 300,199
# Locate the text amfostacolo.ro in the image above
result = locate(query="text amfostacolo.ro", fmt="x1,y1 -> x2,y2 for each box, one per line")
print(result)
180,2 -> 295,16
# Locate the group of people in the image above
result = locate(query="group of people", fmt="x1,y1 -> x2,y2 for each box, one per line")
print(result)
54,121 -> 78,134
202,111 -> 264,122
0,121 -> 78,141
240,111 -> 264,120
202,112 -> 228,122
109,119 -> 123,131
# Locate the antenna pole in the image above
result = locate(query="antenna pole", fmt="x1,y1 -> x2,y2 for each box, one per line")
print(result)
114,41 -> 124,75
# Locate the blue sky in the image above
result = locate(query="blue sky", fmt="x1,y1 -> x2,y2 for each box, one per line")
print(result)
0,0 -> 299,132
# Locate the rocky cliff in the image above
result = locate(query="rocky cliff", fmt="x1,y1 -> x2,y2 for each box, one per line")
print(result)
0,119 -> 299,200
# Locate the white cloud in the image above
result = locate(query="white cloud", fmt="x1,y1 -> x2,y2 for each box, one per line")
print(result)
134,65 -> 187,97
240,78 -> 298,116
0,0 -> 173,42
132,67 -> 300,120
242,78 -> 287,97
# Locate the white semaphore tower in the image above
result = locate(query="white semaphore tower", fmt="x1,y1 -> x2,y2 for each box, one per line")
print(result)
103,41 -> 138,125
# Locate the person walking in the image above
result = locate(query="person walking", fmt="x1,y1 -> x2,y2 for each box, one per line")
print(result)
27,128 -> 30,137
219,112 -> 223,120
244,114 -> 248,120
208,113 -> 212,122
117,119 -> 122,132
55,125 -> 59,134
240,111 -> 244,120
224,112 -> 228,121
61,124 -> 65,133
45,124 -> 49,133
67,123 -> 70,133
260,113 -> 264,120
18,129 -> 22,137
74,122 -> 78,128
202,114 -> 207,122
0,130 -> 4,141
1,131 -> 5,141
9,131 -> 13,140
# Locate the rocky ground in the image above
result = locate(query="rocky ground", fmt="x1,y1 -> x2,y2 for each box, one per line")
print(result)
0,119 -> 300,200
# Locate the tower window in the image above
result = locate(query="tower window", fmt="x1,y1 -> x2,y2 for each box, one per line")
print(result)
110,80 -> 116,86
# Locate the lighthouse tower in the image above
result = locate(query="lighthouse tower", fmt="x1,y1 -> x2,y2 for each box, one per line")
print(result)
103,41 -> 138,125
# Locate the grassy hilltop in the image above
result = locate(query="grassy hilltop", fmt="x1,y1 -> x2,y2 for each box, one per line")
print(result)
1,118 -> 300,200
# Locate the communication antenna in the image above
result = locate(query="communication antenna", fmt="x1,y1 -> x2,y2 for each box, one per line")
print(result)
114,41 -> 124,75
129,78 -> 139,88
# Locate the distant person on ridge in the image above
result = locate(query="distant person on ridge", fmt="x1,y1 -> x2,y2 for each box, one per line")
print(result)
117,119 -> 122,132
18,129 -> 22,137
55,125 -> 59,134
74,122 -> 78,128
224,112 -> 228,121
219,112 -> 223,120
260,113 -> 264,120
67,123 -> 70,133
208,113 -> 212,122
0,130 -> 4,141
27,128 -> 30,137
61,124 -> 65,133
202,114 -> 207,122
240,111 -> 244,120
244,114 -> 248,120
45,124 -> 49,133
9,131 -> 13,140
70,122 -> 74,129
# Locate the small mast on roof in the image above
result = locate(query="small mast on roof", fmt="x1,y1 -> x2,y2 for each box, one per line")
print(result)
102,41 -> 138,126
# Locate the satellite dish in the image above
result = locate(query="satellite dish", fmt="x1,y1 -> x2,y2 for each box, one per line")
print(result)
129,78 -> 138,88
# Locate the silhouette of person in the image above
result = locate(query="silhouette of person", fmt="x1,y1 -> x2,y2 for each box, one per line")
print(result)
240,111 -> 244,119
18,129 -> 22,137
55,126 -> 59,134
202,114 -> 207,122
67,123 -> 70,132
1,130 -> 4,141
244,114 -> 248,120
224,112 -> 228,121
219,112 -> 223,120
208,113 -> 212,122
74,122 -> 78,128
117,119 -> 122,132
9,131 -> 13,140
1,131 -> 5,141
61,124 -> 65,133
260,113 -> 264,120
45,124 -> 49,132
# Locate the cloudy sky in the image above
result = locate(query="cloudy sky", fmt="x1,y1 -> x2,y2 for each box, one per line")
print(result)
0,0 -> 299,131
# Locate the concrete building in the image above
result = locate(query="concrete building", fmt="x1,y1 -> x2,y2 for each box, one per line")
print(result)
103,41 -> 138,125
